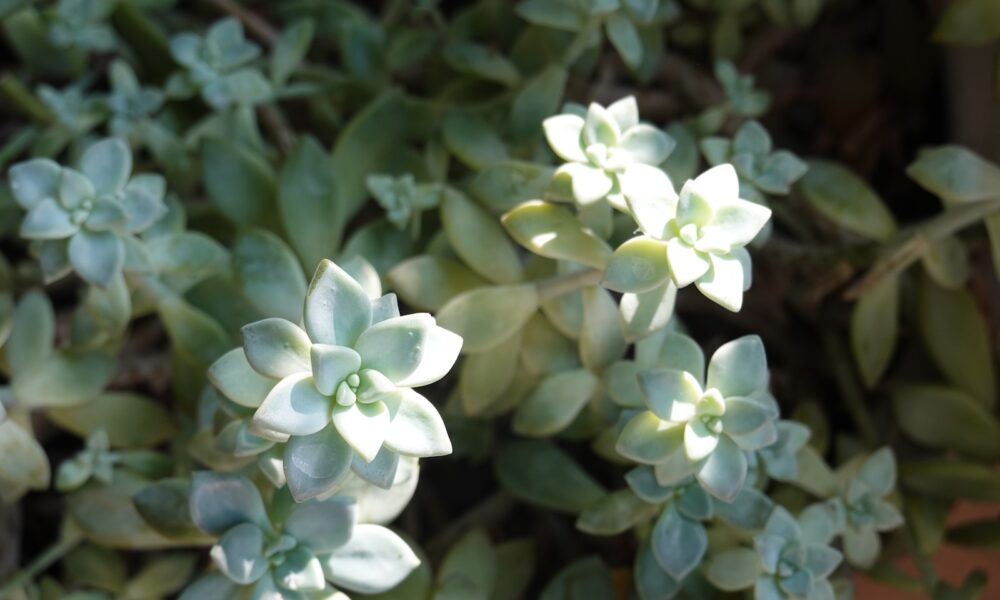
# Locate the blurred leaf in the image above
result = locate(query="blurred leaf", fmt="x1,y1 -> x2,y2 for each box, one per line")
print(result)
443,113 -> 508,170
201,136 -> 277,227
491,539 -> 535,600
460,331 -> 523,416
232,229 -> 307,322
48,392 -> 175,449
917,276 -> 996,406
798,160 -> 897,241
388,255 -> 489,312
947,517 -> 1000,549
892,384 -> 1000,460
437,285 -> 538,354
850,273 -> 899,388
271,19 -> 315,85
444,42 -> 521,87
497,440 -> 606,513
122,554 -> 197,599
434,529 -> 497,600
901,459 -> 1000,501
442,189 -> 524,284
580,286 -> 627,372
576,488 -> 657,535
539,556 -> 615,600
278,136 -> 339,269
513,368 -> 599,436
509,65 -> 568,141
933,0 -> 1000,45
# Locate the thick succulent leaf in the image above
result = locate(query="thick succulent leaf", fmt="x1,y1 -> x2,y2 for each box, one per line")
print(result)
254,373 -> 331,437
707,335 -> 768,398
617,412 -> 685,464
634,541 -> 682,600
651,505 -> 708,579
696,435 -> 747,501
68,229 -> 125,287
80,138 -> 132,194
332,399 -> 390,462
706,548 -> 761,591
603,236 -> 671,293
310,345 -> 362,397
543,114 -> 587,162
322,524 -> 420,594
437,284 -> 538,354
388,255 -> 488,312
210,522 -> 268,584
304,259 -> 373,347
6,290 -> 54,375
0,419 -> 51,492
621,124 -> 674,165
502,200 -> 613,269
284,496 -> 357,553
273,546 -> 326,592
383,389 -> 451,457
189,472 -> 270,535
13,351 -> 115,408
435,528 -> 497,599
209,348 -> 277,408
241,318 -> 312,380
513,368 -> 599,437
441,189 -> 524,284
351,445 -> 400,489
638,369 -> 703,421
843,525 -> 880,568
356,314 -> 461,387
798,160 -> 897,242
496,440 -> 606,513
856,447 -> 897,497
694,252 -> 745,312
233,230 -> 308,323
580,285 -> 627,371
20,198 -> 76,240
701,200 -> 772,248
283,425 -> 354,502
622,164 -> 678,239
8,158 -> 61,209
684,419 -> 720,461
576,488 -> 657,535
665,239 -> 709,287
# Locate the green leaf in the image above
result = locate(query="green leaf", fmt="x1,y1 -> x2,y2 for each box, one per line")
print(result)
47,392 -> 174,448
892,384 -> 1000,460
383,388 -> 452,457
513,368 -> 600,437
81,138 -> 131,195
321,524 -> 420,595
651,505 -> 707,579
437,284 -> 538,354
233,230 -> 307,323
278,136 -> 339,269
122,554 -> 197,599
68,230 -> 125,288
575,488 -> 657,535
492,539 -> 536,600
619,281 -> 677,342
580,286 -> 627,372
388,255 -> 488,312
460,330 -> 523,416
201,136 -> 276,226
706,548 -> 761,591
331,90 -> 410,237
132,479 -> 206,540
850,273 -> 900,388
158,297 -> 231,367
509,66 -> 568,141
933,0 -> 1000,45
6,290 -> 54,374
444,42 -> 521,87
212,522 -> 268,584
146,232 -> 229,294
442,189 -> 524,284
502,200 -> 613,269
901,459 -> 1000,501
603,236 -> 671,293
516,0 -> 586,31
469,161 -> 556,212
0,418 -> 50,492
13,351 -> 115,408
270,19 -> 314,85
443,113 -> 508,170
798,160 -> 897,241
906,145 -> 1000,204
305,259 -> 373,348
917,276 -> 996,406
69,483 -> 185,548
496,440 -> 606,513
539,556 -> 615,600
606,13 -> 643,70
435,529 -> 497,600
189,472 -> 270,535
284,425 -> 354,502
242,318 -> 312,379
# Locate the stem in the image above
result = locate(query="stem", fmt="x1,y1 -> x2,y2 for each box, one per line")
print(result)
0,530 -> 84,597
202,0 -> 279,46
0,74 -> 54,125
536,268 -> 603,301
257,104 -> 297,157
843,197 -> 1000,300
820,330 -> 879,448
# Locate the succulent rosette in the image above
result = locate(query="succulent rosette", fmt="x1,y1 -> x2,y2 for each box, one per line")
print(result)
616,334 -> 779,501
207,259 -> 460,501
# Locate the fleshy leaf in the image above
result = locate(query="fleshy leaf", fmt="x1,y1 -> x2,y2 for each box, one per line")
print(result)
383,389 -> 452,457
254,373 -> 331,437
189,472 -> 270,535
283,425 -> 354,502
322,524 -> 420,594
304,259 -> 373,347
